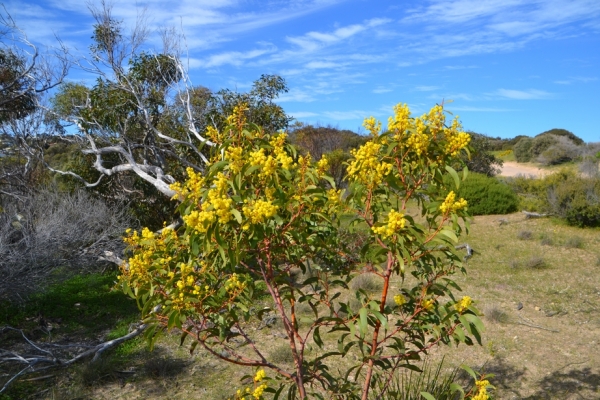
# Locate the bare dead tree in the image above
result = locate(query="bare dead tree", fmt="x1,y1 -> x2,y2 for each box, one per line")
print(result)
20,1 -> 218,200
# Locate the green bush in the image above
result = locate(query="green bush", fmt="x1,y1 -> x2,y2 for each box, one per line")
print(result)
530,134 -> 558,159
513,137 -> 533,162
536,128 -> 584,146
447,172 -> 519,215
507,169 -> 600,227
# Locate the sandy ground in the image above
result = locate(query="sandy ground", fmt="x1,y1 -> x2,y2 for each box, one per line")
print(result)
499,162 -> 548,178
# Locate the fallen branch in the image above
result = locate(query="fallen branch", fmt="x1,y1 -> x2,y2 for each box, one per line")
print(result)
522,211 -> 551,219
455,243 -> 475,261
0,323 -> 146,393
517,316 -> 559,333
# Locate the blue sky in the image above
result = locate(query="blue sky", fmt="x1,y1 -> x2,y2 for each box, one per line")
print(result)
6,0 -> 600,142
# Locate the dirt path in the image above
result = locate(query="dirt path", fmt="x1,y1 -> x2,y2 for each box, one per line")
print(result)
499,161 -> 548,178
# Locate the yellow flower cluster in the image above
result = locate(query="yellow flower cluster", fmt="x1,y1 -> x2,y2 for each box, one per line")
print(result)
249,148 -> 277,178
225,273 -> 246,293
425,104 -> 445,131
226,103 -> 249,128
316,156 -> 329,175
388,103 -> 411,136
183,210 -> 216,233
371,209 -> 406,239
422,299 -> 435,311
347,142 -> 393,188
444,117 -> 471,156
170,167 -> 206,202
473,380 -> 490,400
394,294 -> 406,307
363,116 -> 382,137
270,134 -> 293,170
406,118 -> 429,156
254,369 -> 266,382
439,191 -> 468,214
455,296 -> 472,313
206,125 -> 221,142
207,174 -> 233,223
225,146 -> 245,174
242,199 -> 278,224
232,369 -> 268,400
183,172 -> 234,232
326,188 -> 342,207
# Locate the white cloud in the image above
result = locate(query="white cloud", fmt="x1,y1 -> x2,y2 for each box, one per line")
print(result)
373,87 -> 393,94
553,76 -> 598,85
414,86 -> 439,91
322,110 -> 375,120
199,46 -> 276,68
494,88 -> 553,100
276,89 -> 317,103
289,111 -> 319,118
448,106 -> 515,112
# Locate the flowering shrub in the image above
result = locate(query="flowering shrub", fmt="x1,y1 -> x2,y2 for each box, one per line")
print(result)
119,103 -> 485,399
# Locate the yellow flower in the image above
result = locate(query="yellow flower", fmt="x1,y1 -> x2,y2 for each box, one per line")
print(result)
422,299 -> 435,311
242,199 -> 279,224
394,294 -> 406,307
317,156 -> 329,175
440,191 -> 468,214
388,103 -> 411,138
371,209 -> 406,239
347,141 -> 392,188
455,296 -> 472,313
254,369 -> 266,382
252,383 -> 267,399
225,146 -> 245,174
363,116 -> 381,137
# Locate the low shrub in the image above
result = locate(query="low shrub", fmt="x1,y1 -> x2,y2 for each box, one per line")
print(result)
446,172 -> 519,215
513,137 -> 533,162
564,236 -> 585,249
517,230 -> 533,240
537,136 -> 581,166
507,170 -> 600,227
484,305 -> 509,324
350,272 -> 383,292
525,257 -> 547,269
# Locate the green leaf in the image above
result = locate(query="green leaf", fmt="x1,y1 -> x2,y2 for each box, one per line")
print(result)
231,208 -> 242,224
439,229 -> 458,243
371,310 -> 388,329
189,340 -> 198,355
420,392 -> 436,400
450,383 -> 465,396
314,327 -> 324,348
461,364 -> 478,380
180,330 -> 189,346
167,310 -> 179,330
359,307 -> 368,338
445,165 -> 460,190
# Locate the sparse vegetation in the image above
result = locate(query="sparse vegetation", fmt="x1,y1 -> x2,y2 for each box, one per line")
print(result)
517,230 -> 533,240
564,235 -> 585,249
484,305 -> 510,324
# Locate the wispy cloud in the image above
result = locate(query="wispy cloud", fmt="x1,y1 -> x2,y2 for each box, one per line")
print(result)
553,76 -> 598,84
414,86 -> 440,91
448,106 -> 516,112
197,45 -> 277,68
322,110 -> 374,120
494,88 -> 553,100
289,111 -> 319,118
373,87 -> 393,94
